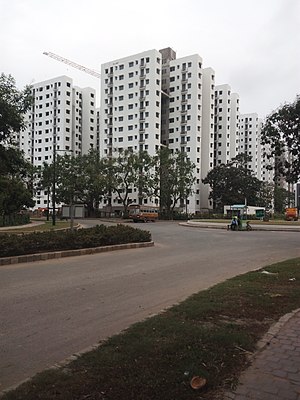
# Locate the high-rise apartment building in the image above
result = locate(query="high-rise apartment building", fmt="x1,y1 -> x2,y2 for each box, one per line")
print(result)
238,113 -> 260,176
214,84 -> 240,166
200,67 -> 215,209
99,47 -> 275,214
100,49 -> 163,159
18,75 -> 96,208
100,48 -> 219,213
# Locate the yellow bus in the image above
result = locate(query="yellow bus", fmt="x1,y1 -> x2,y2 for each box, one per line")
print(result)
128,204 -> 159,222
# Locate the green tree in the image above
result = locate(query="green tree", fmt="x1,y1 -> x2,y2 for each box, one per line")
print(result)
0,74 -> 34,220
103,149 -> 155,217
260,95 -> 300,183
151,147 -> 195,219
40,150 -> 107,217
273,186 -> 290,213
256,182 -> 274,211
202,154 -> 262,211
0,73 -> 32,143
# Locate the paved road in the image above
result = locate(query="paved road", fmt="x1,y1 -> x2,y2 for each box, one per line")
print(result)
1,221 -> 300,391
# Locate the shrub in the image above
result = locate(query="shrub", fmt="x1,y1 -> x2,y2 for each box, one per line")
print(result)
0,224 -> 151,258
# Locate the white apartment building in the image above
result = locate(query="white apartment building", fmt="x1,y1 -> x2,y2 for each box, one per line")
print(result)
99,49 -> 162,208
230,92 -> 240,159
18,76 -> 96,208
200,67 -> 215,209
238,113 -> 260,176
99,47 -> 275,214
100,49 -> 162,159
214,84 -> 239,166
166,53 -> 203,213
100,48 -> 219,214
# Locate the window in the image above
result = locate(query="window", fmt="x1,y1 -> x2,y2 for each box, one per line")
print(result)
129,61 -> 134,67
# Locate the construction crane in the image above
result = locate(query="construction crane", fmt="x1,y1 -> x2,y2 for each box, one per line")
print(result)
43,51 -> 101,78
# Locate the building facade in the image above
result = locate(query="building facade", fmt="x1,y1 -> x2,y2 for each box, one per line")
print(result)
18,76 -> 96,208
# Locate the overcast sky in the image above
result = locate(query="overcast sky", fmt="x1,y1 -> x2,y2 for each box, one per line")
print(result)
1,0 -> 299,118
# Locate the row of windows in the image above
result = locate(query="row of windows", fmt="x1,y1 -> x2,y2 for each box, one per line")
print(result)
104,57 -> 161,74
170,94 -> 201,102
105,95 -> 160,108
105,67 -> 161,82
104,133 -> 160,143
105,102 -> 151,112
169,72 -> 202,81
169,61 -> 202,72
105,122 -> 160,132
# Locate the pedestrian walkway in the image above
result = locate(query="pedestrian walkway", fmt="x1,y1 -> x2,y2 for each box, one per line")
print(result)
0,220 -> 44,231
181,220 -> 300,232
225,309 -> 300,400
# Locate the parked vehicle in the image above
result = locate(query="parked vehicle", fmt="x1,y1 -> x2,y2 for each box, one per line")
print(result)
128,204 -> 159,222
285,207 -> 298,221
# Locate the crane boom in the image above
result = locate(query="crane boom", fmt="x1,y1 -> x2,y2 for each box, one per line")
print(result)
43,51 -> 101,78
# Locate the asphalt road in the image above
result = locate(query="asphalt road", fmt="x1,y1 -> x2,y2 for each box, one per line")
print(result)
1,221 -> 300,391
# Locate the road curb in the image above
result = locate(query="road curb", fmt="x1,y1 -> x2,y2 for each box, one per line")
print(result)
180,222 -> 300,232
0,241 -> 154,266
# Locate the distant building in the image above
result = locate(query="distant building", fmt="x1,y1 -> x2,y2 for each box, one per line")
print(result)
17,76 -> 96,208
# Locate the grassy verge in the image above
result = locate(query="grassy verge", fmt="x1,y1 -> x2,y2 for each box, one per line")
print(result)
193,219 -> 300,225
3,258 -> 300,400
0,225 -> 151,258
0,220 -> 71,233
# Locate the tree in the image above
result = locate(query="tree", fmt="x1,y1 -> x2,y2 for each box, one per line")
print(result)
151,148 -> 195,218
256,182 -> 274,211
0,73 -> 32,144
0,74 -> 34,219
260,96 -> 300,184
40,150 -> 108,217
102,149 -> 155,217
273,186 -> 290,213
202,154 -> 262,211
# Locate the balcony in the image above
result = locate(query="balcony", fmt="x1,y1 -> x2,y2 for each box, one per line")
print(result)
139,96 -> 146,102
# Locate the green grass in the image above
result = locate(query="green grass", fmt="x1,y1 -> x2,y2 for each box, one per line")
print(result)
3,258 -> 300,400
0,220 -> 72,234
193,218 -> 300,225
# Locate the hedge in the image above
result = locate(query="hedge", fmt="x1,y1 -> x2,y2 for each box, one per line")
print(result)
0,224 -> 151,258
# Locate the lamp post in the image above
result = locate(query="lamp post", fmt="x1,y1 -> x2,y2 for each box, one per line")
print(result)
52,140 -> 57,226
52,145 -> 74,226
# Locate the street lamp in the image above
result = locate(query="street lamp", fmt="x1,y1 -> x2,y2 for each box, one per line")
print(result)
52,142 -> 57,226
52,146 -> 73,226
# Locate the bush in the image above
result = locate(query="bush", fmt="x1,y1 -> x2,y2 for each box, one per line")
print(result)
0,213 -> 30,227
0,224 -> 152,258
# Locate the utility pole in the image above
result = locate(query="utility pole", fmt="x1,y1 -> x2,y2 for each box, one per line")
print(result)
52,140 -> 56,226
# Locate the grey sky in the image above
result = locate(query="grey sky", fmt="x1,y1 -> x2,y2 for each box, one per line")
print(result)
1,0 -> 299,118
